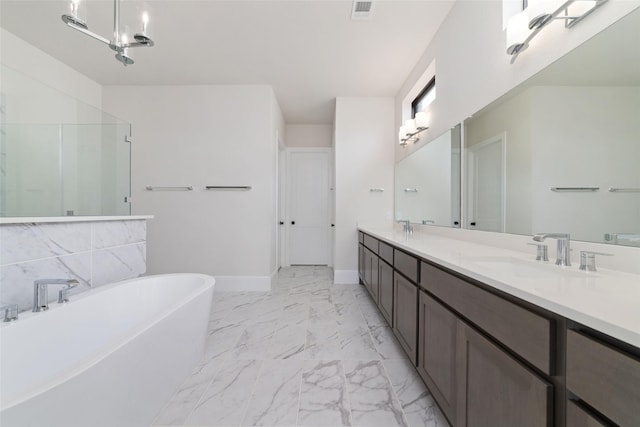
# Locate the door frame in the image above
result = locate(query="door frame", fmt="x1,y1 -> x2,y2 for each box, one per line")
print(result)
465,133 -> 506,232
277,137 -> 287,270
284,147 -> 333,267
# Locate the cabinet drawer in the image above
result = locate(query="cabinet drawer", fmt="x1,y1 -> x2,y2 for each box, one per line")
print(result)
358,232 -> 364,243
566,401 -> 607,427
363,234 -> 379,254
394,249 -> 418,283
566,330 -> 640,427
420,261 -> 552,375
379,241 -> 394,265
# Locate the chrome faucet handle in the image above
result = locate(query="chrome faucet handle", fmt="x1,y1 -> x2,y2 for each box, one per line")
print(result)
527,243 -> 549,262
532,233 -> 571,266
579,251 -> 613,272
58,280 -> 80,304
1,303 -> 19,322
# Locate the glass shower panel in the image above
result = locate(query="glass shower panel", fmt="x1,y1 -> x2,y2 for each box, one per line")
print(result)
61,123 -> 131,216
0,124 -> 63,216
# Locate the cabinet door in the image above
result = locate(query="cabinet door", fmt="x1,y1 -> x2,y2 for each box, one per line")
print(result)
358,244 -> 365,284
456,322 -> 552,427
566,329 -> 640,427
363,248 -> 372,290
369,252 -> 379,303
566,401 -> 607,427
378,260 -> 393,326
393,272 -> 418,364
417,292 -> 456,425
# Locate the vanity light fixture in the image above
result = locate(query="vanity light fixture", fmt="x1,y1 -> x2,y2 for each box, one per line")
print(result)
506,0 -> 608,64
399,111 -> 430,146
61,0 -> 154,66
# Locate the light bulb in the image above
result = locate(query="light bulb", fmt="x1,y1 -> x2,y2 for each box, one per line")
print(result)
405,119 -> 416,134
415,111 -> 429,129
506,11 -> 530,55
142,11 -> 149,34
70,0 -> 80,17
399,126 -> 407,144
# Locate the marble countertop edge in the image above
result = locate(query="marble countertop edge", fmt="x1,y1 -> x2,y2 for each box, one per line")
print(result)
0,215 -> 154,225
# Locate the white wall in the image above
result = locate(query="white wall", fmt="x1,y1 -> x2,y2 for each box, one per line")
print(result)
103,85 -> 281,290
285,124 -> 333,147
1,28 -> 102,110
334,97 -> 395,283
395,0 -> 639,161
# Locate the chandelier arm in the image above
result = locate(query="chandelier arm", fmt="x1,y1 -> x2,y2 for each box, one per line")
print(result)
66,22 -> 111,46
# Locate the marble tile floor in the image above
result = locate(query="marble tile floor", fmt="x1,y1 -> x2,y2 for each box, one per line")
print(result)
152,266 -> 449,427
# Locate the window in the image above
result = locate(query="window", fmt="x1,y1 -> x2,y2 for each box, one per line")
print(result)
411,77 -> 436,118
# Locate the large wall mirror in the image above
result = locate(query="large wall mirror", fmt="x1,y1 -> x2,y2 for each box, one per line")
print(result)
395,124 -> 461,228
464,8 -> 639,247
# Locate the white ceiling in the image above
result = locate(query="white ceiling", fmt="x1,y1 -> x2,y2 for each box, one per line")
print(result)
0,0 -> 455,124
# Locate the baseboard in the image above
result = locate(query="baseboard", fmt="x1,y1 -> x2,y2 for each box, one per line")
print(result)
213,276 -> 271,291
333,270 -> 359,285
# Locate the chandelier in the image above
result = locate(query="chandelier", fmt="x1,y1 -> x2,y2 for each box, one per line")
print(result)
61,0 -> 154,66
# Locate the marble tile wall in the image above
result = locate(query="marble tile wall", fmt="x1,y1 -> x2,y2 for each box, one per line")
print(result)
0,219 -> 147,313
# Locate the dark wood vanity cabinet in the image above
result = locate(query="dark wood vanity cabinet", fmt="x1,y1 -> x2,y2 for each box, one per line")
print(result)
357,231 -> 639,427
359,233 -> 391,324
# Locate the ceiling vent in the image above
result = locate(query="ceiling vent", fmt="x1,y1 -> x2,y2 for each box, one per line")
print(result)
351,1 -> 373,20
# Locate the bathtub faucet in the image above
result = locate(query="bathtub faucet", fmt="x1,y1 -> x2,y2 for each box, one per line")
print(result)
33,279 -> 79,312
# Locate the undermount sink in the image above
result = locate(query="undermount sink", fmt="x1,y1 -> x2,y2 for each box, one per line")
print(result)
467,256 -> 590,279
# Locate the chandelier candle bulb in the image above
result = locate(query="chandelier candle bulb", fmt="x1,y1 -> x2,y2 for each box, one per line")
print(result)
142,11 -> 149,34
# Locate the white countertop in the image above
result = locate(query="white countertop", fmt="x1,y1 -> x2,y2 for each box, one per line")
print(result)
359,223 -> 640,349
0,215 -> 153,225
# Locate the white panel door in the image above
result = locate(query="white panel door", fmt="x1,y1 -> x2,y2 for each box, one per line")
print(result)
467,135 -> 505,232
288,149 -> 330,265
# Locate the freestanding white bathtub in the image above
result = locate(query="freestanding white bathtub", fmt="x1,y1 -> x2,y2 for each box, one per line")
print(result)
0,273 -> 214,427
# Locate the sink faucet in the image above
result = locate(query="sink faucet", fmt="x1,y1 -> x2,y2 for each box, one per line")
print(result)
532,233 -> 571,267
33,279 -> 79,312
397,220 -> 413,236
